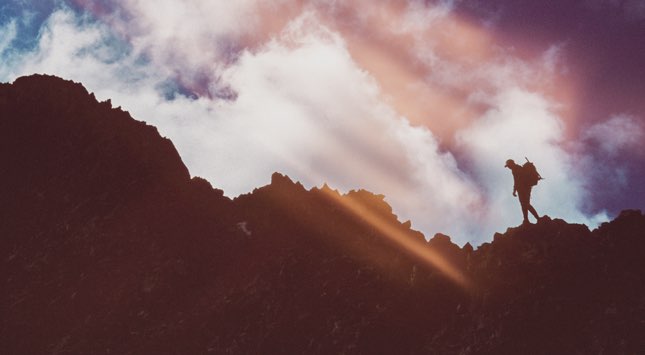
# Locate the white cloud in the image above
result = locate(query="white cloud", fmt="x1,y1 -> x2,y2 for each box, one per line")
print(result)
0,20 -> 19,78
103,0 -> 264,94
574,114 -> 644,205
6,9 -> 154,95
583,114 -> 645,156
0,20 -> 18,54
184,15 -> 484,242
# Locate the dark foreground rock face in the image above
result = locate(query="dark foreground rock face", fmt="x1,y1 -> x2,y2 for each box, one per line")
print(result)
1,75 -> 644,354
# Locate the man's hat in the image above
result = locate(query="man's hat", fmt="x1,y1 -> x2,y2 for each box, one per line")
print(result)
505,159 -> 514,167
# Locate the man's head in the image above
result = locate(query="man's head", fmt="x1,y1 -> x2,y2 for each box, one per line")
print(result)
505,159 -> 515,169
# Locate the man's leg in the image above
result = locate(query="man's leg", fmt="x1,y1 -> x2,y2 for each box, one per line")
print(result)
526,188 -> 539,220
518,189 -> 530,223
528,205 -> 539,220
521,205 -> 529,223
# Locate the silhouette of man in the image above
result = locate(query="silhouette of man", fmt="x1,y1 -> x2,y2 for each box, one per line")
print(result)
505,159 -> 539,224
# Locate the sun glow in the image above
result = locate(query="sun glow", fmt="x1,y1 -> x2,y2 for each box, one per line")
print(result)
316,186 -> 471,289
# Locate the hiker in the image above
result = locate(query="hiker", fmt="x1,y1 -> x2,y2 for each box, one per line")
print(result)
505,159 -> 540,224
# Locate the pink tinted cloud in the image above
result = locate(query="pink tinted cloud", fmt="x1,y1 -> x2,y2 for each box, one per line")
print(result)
72,0 -> 580,140
246,0 -> 580,142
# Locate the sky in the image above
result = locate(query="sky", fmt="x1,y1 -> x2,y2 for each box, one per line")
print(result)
1,0 -> 643,245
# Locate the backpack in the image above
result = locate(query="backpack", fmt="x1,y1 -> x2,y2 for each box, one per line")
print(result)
522,157 -> 542,187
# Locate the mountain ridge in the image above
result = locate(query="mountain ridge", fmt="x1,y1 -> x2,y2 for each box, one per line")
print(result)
2,74 -> 644,354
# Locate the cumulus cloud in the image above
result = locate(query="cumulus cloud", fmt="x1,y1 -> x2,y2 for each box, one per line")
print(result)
573,114 -> 644,214
583,114 -> 645,156
2,0 -> 629,244
0,20 -> 18,53
148,12 -> 484,241
0,20 -> 19,79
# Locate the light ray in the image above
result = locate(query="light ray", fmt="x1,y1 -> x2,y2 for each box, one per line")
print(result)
317,186 -> 471,288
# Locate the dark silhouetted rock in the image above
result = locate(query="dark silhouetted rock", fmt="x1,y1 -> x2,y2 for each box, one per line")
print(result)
2,75 -> 645,354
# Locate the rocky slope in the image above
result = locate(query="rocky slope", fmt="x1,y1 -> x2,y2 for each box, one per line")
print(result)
1,75 -> 644,354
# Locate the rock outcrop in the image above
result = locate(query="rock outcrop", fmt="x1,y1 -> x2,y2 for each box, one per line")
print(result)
2,75 -> 644,354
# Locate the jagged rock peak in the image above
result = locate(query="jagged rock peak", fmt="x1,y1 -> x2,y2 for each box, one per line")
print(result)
1,74 -> 191,185
270,171 -> 293,185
